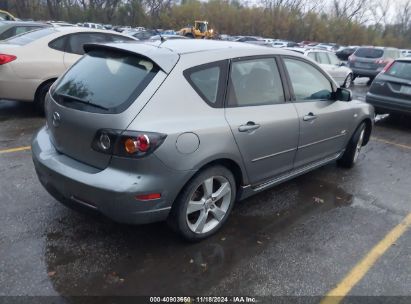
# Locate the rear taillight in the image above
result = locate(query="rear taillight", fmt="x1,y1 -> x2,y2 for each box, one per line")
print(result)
375,58 -> 390,65
380,61 -> 395,74
92,129 -> 166,158
0,54 -> 16,65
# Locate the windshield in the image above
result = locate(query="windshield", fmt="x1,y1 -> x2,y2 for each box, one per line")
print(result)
355,48 -> 384,59
2,28 -> 56,45
51,49 -> 159,114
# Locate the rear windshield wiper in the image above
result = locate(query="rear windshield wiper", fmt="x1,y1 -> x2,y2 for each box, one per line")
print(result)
55,93 -> 109,111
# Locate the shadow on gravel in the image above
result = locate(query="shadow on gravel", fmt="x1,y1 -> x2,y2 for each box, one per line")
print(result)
43,172 -> 353,296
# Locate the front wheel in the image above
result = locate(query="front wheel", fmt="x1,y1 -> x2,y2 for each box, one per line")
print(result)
337,123 -> 366,168
343,73 -> 353,88
168,166 -> 236,241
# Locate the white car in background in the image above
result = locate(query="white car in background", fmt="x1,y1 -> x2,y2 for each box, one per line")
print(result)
0,27 -> 136,112
286,48 -> 354,88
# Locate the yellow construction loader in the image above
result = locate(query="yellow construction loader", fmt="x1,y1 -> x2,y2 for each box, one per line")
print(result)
179,21 -> 215,39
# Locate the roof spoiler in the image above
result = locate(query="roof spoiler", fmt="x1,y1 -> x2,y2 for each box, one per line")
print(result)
83,42 -> 179,74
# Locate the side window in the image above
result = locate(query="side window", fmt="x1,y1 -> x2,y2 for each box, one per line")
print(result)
328,53 -> 340,65
67,33 -> 110,55
49,36 -> 67,52
307,52 -> 316,61
227,58 -> 285,107
184,61 -> 227,107
284,58 -> 333,101
317,52 -> 330,64
0,27 -> 16,40
15,26 -> 28,35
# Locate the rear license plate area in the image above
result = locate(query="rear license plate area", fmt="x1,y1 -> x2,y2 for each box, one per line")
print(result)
400,85 -> 411,95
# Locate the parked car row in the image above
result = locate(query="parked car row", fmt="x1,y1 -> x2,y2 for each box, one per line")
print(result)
0,27 -> 136,113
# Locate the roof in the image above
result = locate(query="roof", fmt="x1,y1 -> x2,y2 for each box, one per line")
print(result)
147,39 -> 270,54
84,39 -> 304,74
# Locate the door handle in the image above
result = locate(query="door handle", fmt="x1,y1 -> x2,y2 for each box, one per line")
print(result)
238,121 -> 260,132
303,112 -> 317,122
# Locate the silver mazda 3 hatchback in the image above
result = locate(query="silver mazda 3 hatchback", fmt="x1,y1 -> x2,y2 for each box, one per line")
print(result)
32,40 -> 374,241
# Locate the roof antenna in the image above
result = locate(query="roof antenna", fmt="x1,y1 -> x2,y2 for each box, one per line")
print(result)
155,29 -> 166,44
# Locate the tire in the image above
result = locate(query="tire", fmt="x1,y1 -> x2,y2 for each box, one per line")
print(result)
168,165 -> 236,241
343,73 -> 353,88
337,123 -> 366,168
34,81 -> 53,115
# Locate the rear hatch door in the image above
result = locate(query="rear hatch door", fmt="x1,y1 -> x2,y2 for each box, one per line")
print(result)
352,48 -> 384,70
46,44 -> 177,169
372,61 -> 411,106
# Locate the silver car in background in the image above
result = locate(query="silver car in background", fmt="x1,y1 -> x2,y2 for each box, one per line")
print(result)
32,40 -> 374,241
286,48 -> 354,88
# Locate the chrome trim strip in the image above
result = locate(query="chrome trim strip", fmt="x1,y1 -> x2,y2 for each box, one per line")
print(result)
252,152 -> 342,192
251,148 -> 297,163
299,132 -> 347,149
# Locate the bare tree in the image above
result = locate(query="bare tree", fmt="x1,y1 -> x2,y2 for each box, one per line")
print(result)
331,0 -> 371,23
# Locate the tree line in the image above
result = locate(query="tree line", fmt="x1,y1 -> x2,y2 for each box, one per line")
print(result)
1,0 -> 411,48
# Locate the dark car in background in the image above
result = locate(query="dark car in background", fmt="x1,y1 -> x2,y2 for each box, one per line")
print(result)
336,47 -> 357,61
366,58 -> 411,116
0,21 -> 49,40
348,47 -> 401,82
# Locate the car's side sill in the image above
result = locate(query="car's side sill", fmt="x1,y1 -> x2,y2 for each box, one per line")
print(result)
239,151 -> 343,200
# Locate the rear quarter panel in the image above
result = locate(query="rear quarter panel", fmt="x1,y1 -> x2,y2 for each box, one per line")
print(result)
126,53 -> 249,184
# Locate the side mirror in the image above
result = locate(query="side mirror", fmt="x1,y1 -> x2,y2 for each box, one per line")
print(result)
335,87 -> 352,101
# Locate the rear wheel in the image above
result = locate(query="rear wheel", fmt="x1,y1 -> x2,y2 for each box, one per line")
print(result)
337,123 -> 366,168
34,81 -> 54,115
168,166 -> 236,241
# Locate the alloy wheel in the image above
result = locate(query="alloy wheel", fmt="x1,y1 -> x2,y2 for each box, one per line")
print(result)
353,129 -> 365,163
186,176 -> 232,234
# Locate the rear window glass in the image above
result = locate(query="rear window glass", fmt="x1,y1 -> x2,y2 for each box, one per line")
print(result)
189,66 -> 220,104
51,49 -> 159,114
386,61 -> 411,80
354,48 -> 383,59
2,28 -> 56,45
184,61 -> 227,107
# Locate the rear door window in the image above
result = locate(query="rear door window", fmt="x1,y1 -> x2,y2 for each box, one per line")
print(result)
51,49 -> 159,114
317,52 -> 330,64
355,48 -> 384,59
66,33 -> 122,55
328,53 -> 340,65
307,52 -> 317,61
227,58 -> 285,107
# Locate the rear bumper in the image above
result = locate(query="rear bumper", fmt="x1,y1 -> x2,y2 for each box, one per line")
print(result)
366,92 -> 411,115
32,127 -> 195,224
